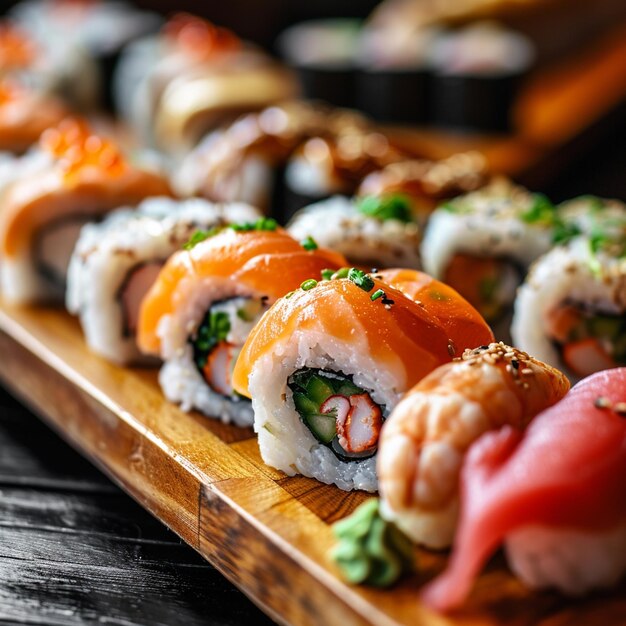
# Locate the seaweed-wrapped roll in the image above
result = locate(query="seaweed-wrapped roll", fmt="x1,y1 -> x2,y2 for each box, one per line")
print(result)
421,179 -> 554,338
512,203 -> 626,381
232,269 -> 493,491
137,223 -> 347,426
287,195 -> 421,269
0,119 -> 171,304
67,198 -> 260,365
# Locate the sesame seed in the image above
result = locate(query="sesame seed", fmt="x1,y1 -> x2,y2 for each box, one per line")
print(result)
521,368 -> 534,376
594,396 -> 612,410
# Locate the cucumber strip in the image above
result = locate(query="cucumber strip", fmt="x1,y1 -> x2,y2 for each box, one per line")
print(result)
305,414 -> 337,444
306,375 -> 335,404
292,392 -> 319,417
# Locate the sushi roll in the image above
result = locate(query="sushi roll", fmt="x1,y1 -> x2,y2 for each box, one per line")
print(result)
282,120 -> 412,219
0,119 -> 171,304
136,223 -> 347,427
377,343 -> 569,549
115,13 -> 296,153
277,19 -> 360,109
66,197 -> 260,365
421,179 -> 555,339
376,268 -> 495,350
0,79 -> 69,154
232,269 -> 494,491
428,22 -> 535,132
286,195 -> 422,270
174,101 -> 413,220
11,0 -> 162,110
422,368 -> 626,611
512,226 -> 626,381
356,152 -> 488,227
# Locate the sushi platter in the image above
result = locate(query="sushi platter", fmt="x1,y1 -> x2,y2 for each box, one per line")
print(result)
0,1 -> 625,625
1,301 -> 625,626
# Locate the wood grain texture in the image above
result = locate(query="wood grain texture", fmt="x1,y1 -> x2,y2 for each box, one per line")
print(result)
0,388 -> 273,626
0,302 -> 625,626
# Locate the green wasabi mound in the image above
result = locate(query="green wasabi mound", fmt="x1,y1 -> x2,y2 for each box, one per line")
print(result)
331,499 -> 415,587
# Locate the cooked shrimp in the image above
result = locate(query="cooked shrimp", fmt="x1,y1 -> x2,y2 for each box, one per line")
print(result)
377,342 -> 570,549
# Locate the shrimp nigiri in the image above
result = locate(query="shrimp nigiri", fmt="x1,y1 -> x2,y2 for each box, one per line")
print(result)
378,343 -> 569,549
422,368 -> 626,612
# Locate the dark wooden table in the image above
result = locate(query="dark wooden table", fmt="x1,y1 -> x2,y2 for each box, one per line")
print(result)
0,387 -> 275,626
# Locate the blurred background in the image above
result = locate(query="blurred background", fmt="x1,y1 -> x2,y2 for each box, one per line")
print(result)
1,0 -> 625,200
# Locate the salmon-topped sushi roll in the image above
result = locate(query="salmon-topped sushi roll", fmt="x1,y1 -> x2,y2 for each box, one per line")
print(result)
377,268 -> 495,351
67,197 -> 261,365
0,79 -> 68,155
137,222 -> 346,427
232,268 -> 490,492
0,118 -> 171,304
378,343 -> 569,549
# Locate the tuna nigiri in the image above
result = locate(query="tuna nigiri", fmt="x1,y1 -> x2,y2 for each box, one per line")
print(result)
422,367 -> 626,612
378,343 -> 569,549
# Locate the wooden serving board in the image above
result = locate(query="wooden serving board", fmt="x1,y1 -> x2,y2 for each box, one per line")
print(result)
1,301 -> 625,626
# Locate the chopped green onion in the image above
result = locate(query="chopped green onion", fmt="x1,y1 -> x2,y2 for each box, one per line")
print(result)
183,227 -> 222,250
301,279 -> 318,291
301,236 -> 318,251
520,193 -> 556,225
321,268 -> 335,281
331,267 -> 350,280
348,268 -> 375,292
356,194 -> 413,223
285,291 -> 296,299
370,289 -> 384,301
231,217 -> 278,232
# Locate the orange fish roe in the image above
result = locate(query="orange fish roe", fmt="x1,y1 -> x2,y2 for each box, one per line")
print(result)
40,119 -> 127,181
163,13 -> 240,61
0,24 -> 37,71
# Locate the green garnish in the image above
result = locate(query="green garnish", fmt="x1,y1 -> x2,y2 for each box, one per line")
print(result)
356,194 -> 413,223
183,227 -> 223,250
285,291 -> 296,299
520,193 -> 556,226
321,268 -> 335,280
348,268 -> 375,292
552,220 -> 582,245
301,236 -> 318,251
370,289 -> 384,301
331,267 -> 350,280
331,499 -> 415,587
192,310 -> 230,369
231,217 -> 278,232
301,279 -> 318,291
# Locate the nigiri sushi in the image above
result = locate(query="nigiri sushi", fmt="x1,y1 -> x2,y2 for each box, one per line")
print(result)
232,268 -> 492,492
0,119 -> 171,304
377,343 -> 569,549
422,367 -> 626,612
137,222 -> 346,426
